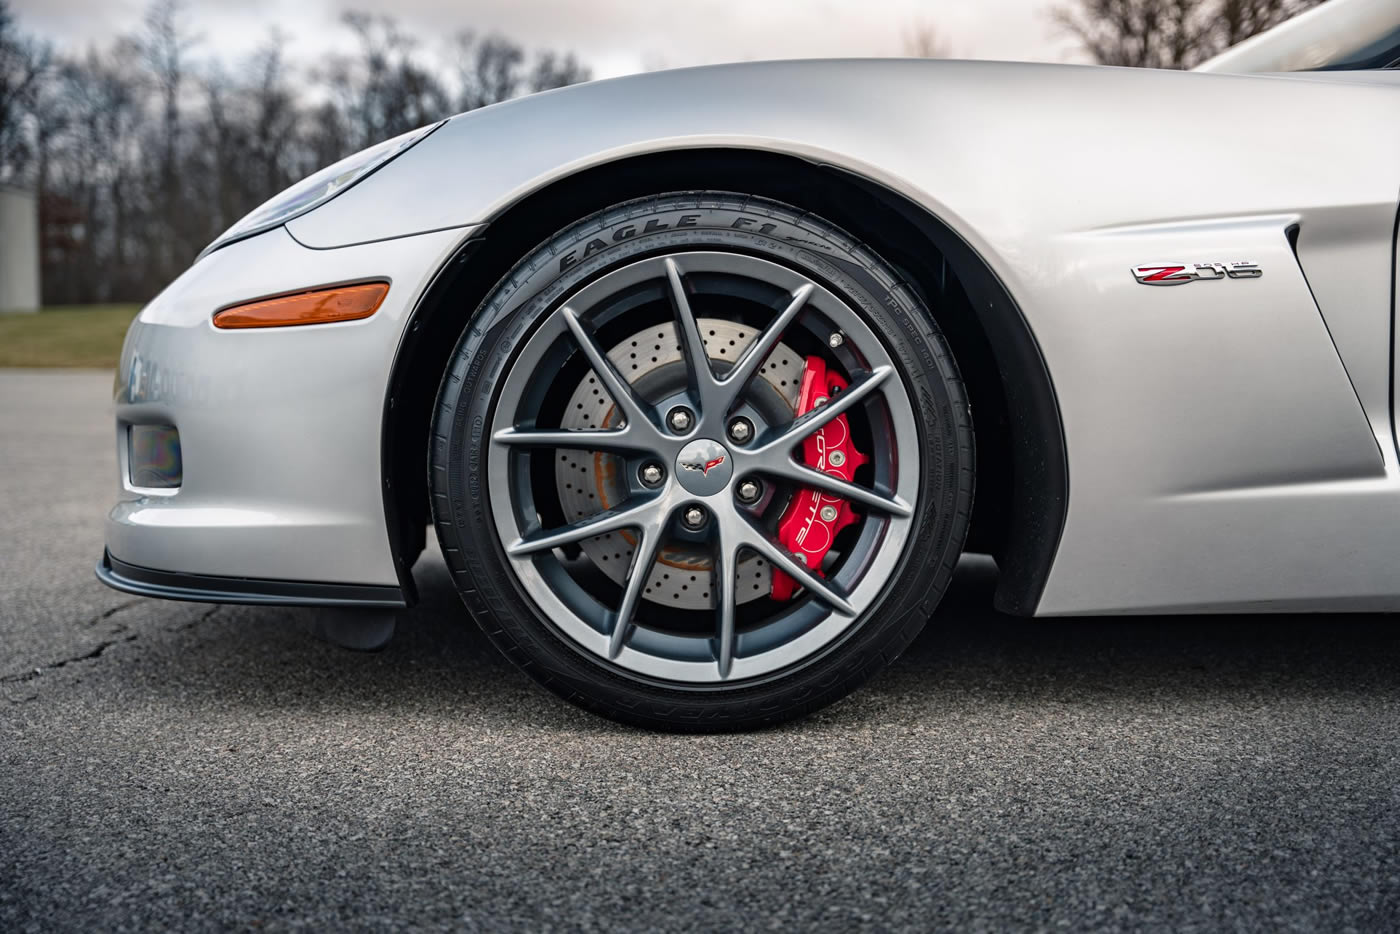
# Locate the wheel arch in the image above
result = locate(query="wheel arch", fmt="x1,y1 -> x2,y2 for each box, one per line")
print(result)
382,147 -> 1066,615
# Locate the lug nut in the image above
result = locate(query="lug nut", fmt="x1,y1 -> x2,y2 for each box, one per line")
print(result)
828,332 -> 844,349
640,463 -> 664,487
667,407 -> 693,433
727,417 -> 753,444
819,504 -> 839,522
682,505 -> 708,529
736,479 -> 762,504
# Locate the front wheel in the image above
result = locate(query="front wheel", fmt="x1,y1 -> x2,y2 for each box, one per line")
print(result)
431,193 -> 973,730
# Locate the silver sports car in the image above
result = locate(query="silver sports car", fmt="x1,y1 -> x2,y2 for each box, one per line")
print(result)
99,0 -> 1400,729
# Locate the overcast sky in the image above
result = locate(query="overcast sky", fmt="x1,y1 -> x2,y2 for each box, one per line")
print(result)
12,0 -> 1084,78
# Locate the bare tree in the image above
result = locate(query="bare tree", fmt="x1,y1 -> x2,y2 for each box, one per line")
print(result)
452,31 -> 593,108
39,47 -> 147,303
1211,0 -> 1327,47
337,12 -> 449,144
19,1 -> 592,305
529,50 -> 591,93
302,97 -> 352,172
245,37 -> 303,199
454,32 -> 524,110
199,35 -> 305,237
1055,0 -> 1327,69
903,21 -> 953,59
0,0 -> 49,182
138,0 -> 200,280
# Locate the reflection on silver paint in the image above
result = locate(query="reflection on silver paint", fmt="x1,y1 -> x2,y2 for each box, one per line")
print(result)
125,353 -> 222,407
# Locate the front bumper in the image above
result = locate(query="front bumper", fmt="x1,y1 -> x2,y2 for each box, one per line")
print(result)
103,225 -> 470,600
97,550 -> 407,607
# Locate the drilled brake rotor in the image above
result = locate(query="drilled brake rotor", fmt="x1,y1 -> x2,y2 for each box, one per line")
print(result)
555,318 -> 803,609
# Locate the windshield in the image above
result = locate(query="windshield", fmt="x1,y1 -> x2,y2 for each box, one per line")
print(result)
1195,0 -> 1400,73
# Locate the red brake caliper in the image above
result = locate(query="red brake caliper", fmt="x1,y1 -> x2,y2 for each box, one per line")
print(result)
770,356 -> 868,601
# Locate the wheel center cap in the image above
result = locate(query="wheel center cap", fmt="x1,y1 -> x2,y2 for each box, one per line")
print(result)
675,438 -> 733,495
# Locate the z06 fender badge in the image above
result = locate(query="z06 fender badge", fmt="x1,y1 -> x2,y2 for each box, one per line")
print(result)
1131,262 -> 1262,285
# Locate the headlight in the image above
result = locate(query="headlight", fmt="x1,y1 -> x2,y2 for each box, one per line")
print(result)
199,121 -> 444,258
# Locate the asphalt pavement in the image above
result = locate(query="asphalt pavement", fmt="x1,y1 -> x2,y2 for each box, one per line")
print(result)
3,368 -> 1399,932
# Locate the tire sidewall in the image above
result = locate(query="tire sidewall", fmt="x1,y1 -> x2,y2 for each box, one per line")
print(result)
431,193 -> 972,729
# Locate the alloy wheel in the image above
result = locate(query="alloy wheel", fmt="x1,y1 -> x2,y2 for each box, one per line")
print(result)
488,250 -> 920,683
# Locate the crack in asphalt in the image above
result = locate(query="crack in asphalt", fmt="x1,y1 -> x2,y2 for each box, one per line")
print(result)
1,603 -> 222,686
0,634 -> 139,684
85,599 -> 142,627
172,605 -> 222,633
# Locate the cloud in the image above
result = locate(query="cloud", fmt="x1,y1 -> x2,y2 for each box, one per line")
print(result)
11,0 -> 1081,75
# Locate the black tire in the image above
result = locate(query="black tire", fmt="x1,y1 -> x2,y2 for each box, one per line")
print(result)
430,192 -> 973,731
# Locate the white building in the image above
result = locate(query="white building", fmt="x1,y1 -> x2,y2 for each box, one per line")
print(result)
0,184 -> 41,312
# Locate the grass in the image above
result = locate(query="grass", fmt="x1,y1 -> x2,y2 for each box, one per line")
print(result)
0,305 -> 142,369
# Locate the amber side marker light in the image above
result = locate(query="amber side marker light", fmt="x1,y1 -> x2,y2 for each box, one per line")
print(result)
213,282 -> 389,329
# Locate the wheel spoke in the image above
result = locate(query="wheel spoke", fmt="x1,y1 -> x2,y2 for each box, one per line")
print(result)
751,366 -> 893,457
719,283 -> 813,408
739,518 -> 856,616
758,461 -> 913,518
561,306 -> 657,434
608,520 -> 668,659
507,496 -> 660,557
714,523 -> 740,679
492,426 -> 644,453
664,257 -> 722,414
